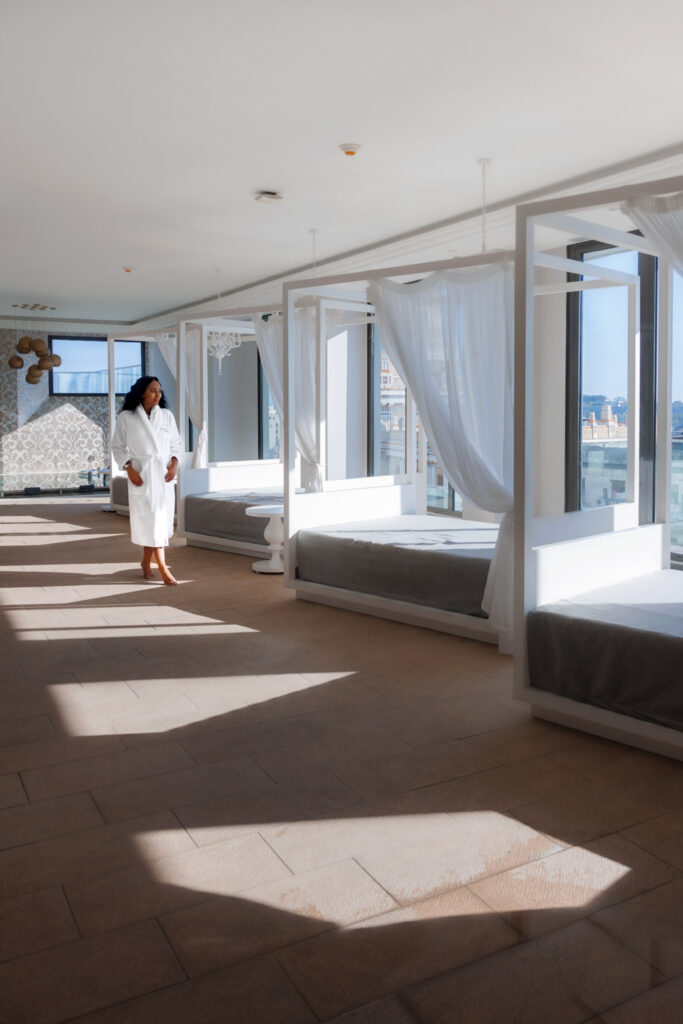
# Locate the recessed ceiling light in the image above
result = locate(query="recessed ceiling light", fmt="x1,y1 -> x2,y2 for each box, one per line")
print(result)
254,190 -> 283,203
339,143 -> 361,156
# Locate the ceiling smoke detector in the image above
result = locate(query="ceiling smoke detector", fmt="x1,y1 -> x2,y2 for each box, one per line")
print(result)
254,190 -> 283,204
339,143 -> 360,156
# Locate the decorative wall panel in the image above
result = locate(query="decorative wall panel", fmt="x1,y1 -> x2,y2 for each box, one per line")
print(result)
0,330 -> 126,493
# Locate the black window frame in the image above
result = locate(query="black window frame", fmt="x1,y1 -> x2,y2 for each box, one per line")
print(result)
48,335 -> 146,398
565,237 -> 657,525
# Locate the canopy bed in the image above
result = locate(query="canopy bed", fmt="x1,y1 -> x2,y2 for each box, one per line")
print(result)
282,252 -> 515,650
514,173 -> 683,759
106,306 -> 286,555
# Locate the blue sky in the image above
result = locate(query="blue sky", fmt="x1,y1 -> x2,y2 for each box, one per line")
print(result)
52,338 -> 141,373
581,252 -> 683,402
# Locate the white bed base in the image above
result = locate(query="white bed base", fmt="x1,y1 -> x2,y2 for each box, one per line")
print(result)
282,257 -> 511,644
178,457 -> 285,555
514,173 -> 683,759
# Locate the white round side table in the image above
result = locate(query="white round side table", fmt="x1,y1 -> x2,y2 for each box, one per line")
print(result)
245,504 -> 285,573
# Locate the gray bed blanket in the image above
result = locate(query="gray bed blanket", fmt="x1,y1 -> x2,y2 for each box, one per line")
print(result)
296,515 -> 498,616
527,570 -> 683,732
184,489 -> 283,545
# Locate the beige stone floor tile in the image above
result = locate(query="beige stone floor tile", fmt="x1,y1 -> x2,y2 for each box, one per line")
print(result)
0,885 -> 79,962
322,998 -> 419,1024
356,810 -> 562,903
368,695 -> 525,748
470,718 -> 587,764
91,754 -> 273,823
622,808 -> 683,871
67,831 -> 292,934
333,734 -> 499,800
250,725 -> 414,783
470,833 -> 680,938
176,772 -> 361,846
598,975 -> 683,1023
0,810 -> 195,900
0,732 -> 125,775
592,876 -> 683,978
0,713 -> 56,746
275,886 -> 520,1020
177,710 -> 333,765
413,753 -> 587,816
22,740 -> 196,801
0,919 -> 185,1024
0,791 -> 103,850
250,677 -> 386,721
513,779 -> 660,846
0,771 -> 27,809
551,741 -> 683,818
402,919 -> 662,1024
161,858 -> 398,976
0,680 -> 68,719
67,954 -> 316,1024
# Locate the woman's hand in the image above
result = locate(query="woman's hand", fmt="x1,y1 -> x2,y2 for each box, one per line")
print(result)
165,457 -> 178,483
126,466 -> 143,487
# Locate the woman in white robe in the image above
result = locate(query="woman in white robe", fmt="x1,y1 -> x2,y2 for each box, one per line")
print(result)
111,376 -> 183,584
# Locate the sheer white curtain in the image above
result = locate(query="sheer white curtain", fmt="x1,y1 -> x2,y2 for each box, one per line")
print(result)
291,306 -> 322,491
252,315 -> 284,422
624,191 -> 683,274
254,309 -> 322,490
151,329 -> 207,468
368,261 -> 514,650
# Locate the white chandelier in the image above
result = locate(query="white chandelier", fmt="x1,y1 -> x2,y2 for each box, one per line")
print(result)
206,330 -> 243,374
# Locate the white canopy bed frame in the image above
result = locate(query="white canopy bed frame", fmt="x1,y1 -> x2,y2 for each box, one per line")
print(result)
106,305 -> 287,556
283,252 -> 514,647
514,173 -> 683,760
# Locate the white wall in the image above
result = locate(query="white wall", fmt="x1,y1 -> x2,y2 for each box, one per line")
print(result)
534,254 -> 567,517
209,340 -> 259,462
147,343 -> 177,416
326,325 -> 367,480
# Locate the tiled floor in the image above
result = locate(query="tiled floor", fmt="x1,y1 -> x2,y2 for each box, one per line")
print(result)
1,497 -> 682,1023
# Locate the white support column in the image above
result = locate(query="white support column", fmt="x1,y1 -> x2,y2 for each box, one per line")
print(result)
283,289 -> 297,585
316,298 -> 327,483
176,321 -> 188,536
200,325 -> 209,460
513,209 -> 536,697
626,282 -> 641,506
177,321 -> 188,453
656,261 -> 673,558
107,335 -> 117,453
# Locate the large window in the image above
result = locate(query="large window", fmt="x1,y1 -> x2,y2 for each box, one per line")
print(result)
426,447 -> 463,515
257,356 -> 281,460
368,325 -> 462,513
49,336 -> 144,396
565,242 -> 656,523
368,327 -> 407,476
672,272 -> 683,560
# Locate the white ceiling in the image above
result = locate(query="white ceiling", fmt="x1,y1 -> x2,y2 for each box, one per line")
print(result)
2,0 -> 683,323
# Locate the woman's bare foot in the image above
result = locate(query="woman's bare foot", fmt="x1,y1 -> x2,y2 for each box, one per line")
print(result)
140,561 -> 155,580
160,569 -> 178,585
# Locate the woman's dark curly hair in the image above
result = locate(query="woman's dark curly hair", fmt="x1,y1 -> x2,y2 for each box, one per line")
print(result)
121,376 -> 167,412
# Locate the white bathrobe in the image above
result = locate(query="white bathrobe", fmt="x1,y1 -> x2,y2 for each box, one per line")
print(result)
111,405 -> 183,547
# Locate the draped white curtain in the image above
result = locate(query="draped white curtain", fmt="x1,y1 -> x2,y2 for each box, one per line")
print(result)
253,310 -> 322,490
624,191 -> 683,275
368,261 -> 514,651
252,315 -> 284,422
150,329 -> 207,469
